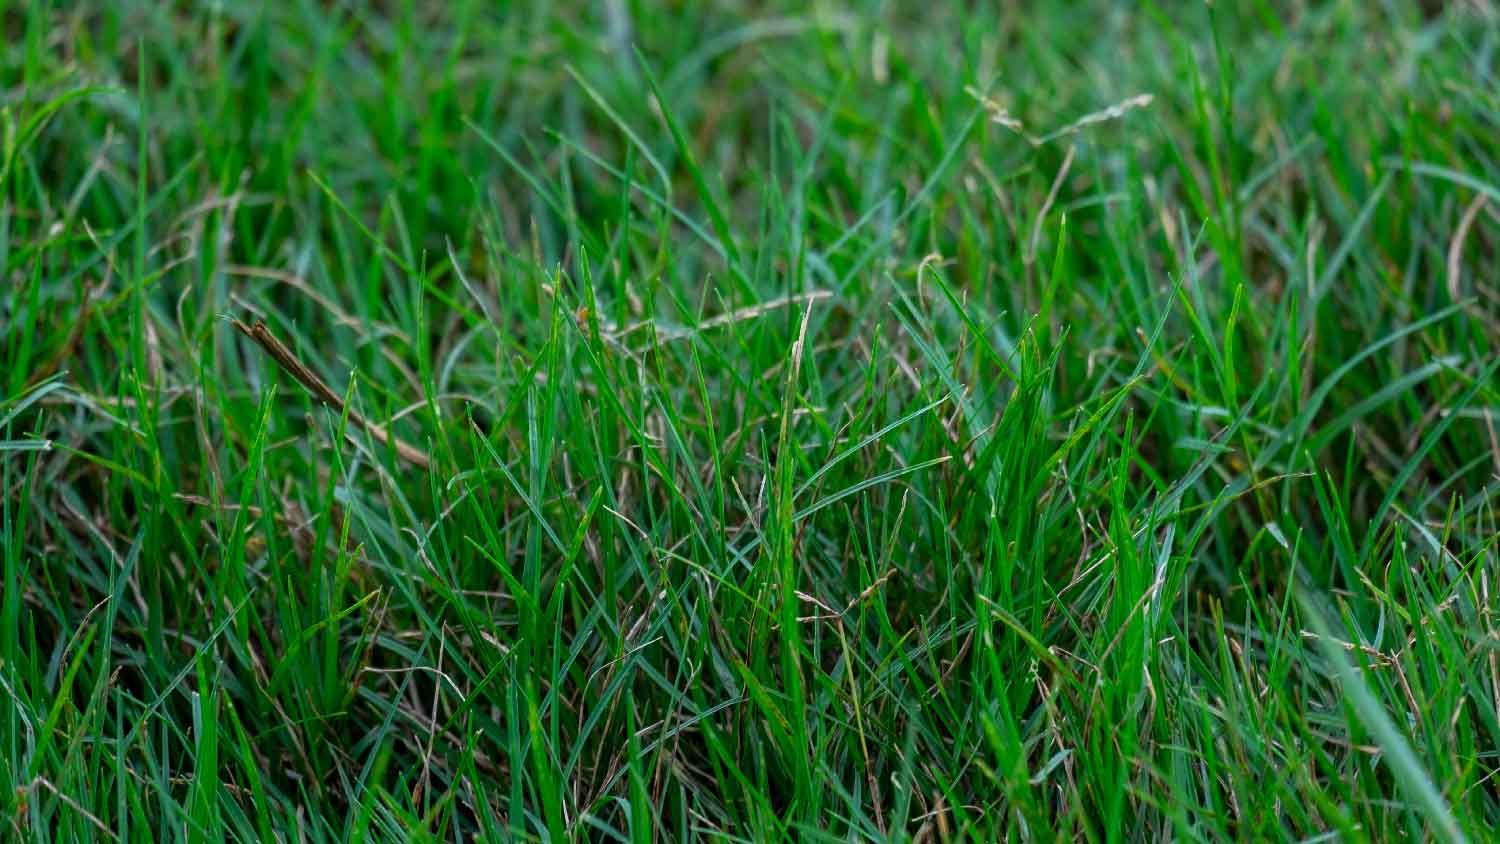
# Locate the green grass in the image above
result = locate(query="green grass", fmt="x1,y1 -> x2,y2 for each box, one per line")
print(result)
4,1 -> 1500,841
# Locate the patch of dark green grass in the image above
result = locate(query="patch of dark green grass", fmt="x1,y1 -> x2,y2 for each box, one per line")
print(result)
4,1 -> 1500,841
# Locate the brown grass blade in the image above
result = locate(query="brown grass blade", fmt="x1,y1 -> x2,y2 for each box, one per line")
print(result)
231,318 -> 431,470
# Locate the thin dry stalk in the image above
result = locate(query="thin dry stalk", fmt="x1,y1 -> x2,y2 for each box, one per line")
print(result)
1448,193 -> 1488,305
231,318 -> 432,470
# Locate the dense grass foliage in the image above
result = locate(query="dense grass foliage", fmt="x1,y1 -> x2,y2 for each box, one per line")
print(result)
4,1 -> 1500,841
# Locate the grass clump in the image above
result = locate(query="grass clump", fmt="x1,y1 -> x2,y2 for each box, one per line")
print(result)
4,2 -> 1500,841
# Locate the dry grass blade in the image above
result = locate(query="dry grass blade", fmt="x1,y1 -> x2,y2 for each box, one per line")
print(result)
25,285 -> 99,390
1447,193 -> 1488,306
231,318 -> 432,470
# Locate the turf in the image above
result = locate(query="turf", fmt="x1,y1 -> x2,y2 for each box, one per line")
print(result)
4,1 -> 1500,841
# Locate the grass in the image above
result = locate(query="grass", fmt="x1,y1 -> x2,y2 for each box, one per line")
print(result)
3,1 -> 1500,841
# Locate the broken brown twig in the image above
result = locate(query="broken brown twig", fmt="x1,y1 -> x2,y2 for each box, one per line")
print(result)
231,318 -> 431,470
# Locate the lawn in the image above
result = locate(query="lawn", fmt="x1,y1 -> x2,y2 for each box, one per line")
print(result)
4,1 -> 1500,841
